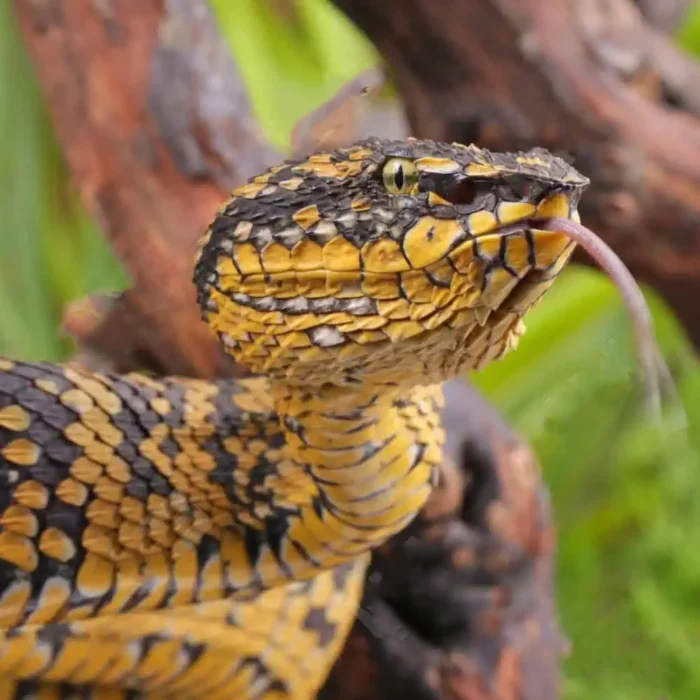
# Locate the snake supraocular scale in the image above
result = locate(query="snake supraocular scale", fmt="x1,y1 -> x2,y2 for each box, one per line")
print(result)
0,137 -> 588,699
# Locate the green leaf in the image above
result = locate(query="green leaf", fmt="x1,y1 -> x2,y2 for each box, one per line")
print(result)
0,3 -> 126,362
209,0 -> 378,150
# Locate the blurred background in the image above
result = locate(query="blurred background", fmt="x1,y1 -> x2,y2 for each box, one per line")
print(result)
2,1 -> 700,698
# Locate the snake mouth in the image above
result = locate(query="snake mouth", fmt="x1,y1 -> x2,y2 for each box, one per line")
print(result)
450,216 -> 576,315
447,215 -> 575,282
494,215 -> 577,236
501,216 -> 577,274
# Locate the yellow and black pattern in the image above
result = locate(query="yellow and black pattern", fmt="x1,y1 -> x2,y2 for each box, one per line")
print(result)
0,137 -> 588,698
196,138 -> 586,385
0,558 -> 367,699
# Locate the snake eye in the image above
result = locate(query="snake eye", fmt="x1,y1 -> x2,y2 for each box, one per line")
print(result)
382,158 -> 419,195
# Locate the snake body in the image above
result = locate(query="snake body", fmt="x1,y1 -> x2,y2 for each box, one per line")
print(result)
0,138 -> 587,698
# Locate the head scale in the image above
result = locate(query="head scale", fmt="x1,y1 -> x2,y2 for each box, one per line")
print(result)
194,137 -> 588,388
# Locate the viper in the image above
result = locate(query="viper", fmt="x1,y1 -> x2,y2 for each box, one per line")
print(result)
0,137 -> 588,699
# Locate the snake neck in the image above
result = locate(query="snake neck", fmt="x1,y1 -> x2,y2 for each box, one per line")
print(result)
272,381 -> 445,557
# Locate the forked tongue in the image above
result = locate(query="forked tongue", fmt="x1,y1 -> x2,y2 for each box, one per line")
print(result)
539,217 -> 685,428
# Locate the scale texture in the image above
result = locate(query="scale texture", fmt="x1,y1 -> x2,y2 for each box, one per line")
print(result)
0,137 -> 587,698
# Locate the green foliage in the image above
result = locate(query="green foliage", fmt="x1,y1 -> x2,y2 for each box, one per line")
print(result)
0,3 -> 127,361
210,0 -> 378,149
677,0 -> 700,54
1,2 -> 700,698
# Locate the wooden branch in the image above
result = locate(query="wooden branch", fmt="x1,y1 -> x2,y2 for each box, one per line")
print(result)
14,3 -> 560,698
14,0 -> 277,378
332,0 -> 700,348
635,0 -> 692,33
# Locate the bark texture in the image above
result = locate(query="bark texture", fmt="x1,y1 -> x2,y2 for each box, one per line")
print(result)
332,0 -> 700,348
14,1 -> 561,698
16,0 -> 277,377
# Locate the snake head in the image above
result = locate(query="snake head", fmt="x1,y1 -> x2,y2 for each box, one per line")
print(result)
194,137 -> 589,388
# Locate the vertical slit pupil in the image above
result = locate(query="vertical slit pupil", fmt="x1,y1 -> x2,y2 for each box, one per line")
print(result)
395,164 -> 404,191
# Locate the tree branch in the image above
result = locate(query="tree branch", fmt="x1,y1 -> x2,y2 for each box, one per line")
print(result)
333,0 -> 700,348
635,0 -> 692,34
15,0 -> 276,378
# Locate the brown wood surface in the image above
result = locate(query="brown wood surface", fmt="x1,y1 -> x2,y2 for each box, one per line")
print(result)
14,2 -> 561,698
15,0 -> 277,377
332,0 -> 700,349
635,0 -> 693,33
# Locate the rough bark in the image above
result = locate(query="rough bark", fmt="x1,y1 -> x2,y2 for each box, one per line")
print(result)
14,1 -> 561,699
15,0 -> 277,378
635,0 -> 693,33
332,0 -> 700,348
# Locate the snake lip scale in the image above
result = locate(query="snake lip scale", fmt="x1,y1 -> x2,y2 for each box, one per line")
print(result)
0,137 -> 593,699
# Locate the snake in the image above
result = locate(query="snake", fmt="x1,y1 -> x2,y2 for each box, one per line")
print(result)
0,137 -> 588,699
